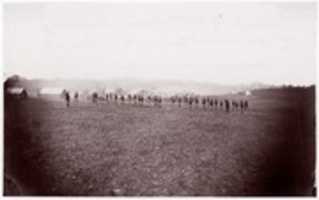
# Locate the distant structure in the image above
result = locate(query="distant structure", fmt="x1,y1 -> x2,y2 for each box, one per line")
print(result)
245,90 -> 251,96
40,87 -> 65,95
6,87 -> 28,99
39,87 -> 65,100
237,90 -> 252,96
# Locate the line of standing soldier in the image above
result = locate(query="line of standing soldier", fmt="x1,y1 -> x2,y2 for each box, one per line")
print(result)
170,95 -> 248,113
102,93 -> 248,113
63,90 -> 249,113
104,93 -> 162,106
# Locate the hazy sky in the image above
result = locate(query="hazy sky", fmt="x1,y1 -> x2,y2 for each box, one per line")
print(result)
3,2 -> 316,85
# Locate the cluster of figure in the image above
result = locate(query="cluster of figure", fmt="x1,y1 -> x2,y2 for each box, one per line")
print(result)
100,93 -> 163,107
169,95 -> 249,112
61,90 -> 79,107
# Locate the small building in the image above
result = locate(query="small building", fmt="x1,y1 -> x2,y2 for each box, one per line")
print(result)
39,87 -> 65,100
245,90 -> 252,96
237,90 -> 252,97
39,87 -> 64,95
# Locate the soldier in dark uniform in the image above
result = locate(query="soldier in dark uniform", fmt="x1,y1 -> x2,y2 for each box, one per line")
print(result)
65,91 -> 70,107
189,97 -> 193,108
120,95 -> 125,104
240,100 -> 245,113
195,97 -> 199,107
215,99 -> 218,108
209,99 -> 214,109
178,97 -> 182,107
74,91 -> 79,102
202,98 -> 206,109
105,93 -> 109,102
92,92 -> 98,103
244,100 -> 249,110
225,99 -> 230,113
158,96 -> 162,107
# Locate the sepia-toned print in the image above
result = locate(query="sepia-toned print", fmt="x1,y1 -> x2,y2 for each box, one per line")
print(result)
3,2 -> 316,196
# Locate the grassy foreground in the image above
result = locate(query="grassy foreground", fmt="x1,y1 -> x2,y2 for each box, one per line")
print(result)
4,88 -> 315,196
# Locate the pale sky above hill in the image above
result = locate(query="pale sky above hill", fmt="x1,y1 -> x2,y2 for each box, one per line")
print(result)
3,2 -> 316,85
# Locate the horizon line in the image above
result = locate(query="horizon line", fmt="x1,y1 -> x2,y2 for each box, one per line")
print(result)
4,73 -> 315,87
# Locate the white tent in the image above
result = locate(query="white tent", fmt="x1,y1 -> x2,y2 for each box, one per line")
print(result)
40,87 -> 64,95
7,87 -> 25,94
6,87 -> 28,99
245,90 -> 251,96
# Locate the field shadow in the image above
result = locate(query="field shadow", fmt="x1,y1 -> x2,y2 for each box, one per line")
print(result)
4,96 -> 55,195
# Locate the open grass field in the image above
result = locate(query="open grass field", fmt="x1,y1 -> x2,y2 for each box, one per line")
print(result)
4,88 -> 315,196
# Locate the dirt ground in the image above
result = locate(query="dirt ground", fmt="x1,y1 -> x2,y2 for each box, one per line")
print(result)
4,88 -> 315,196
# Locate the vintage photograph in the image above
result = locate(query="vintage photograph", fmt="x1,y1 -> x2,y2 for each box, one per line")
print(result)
3,1 -> 316,196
